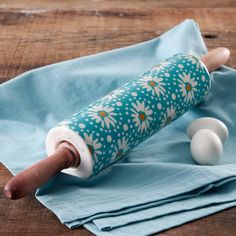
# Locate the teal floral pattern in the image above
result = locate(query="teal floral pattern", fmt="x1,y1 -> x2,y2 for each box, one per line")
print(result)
59,53 -> 211,176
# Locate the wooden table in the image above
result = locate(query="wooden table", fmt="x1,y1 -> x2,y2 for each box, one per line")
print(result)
0,1 -> 236,235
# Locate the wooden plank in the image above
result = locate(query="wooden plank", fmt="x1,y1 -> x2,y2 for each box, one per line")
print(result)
0,0 -> 235,9
0,4 -> 236,236
0,8 -> 235,83
1,163 -> 236,235
0,165 -> 93,235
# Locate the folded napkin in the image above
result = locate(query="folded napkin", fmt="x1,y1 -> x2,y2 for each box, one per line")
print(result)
1,19 -> 236,235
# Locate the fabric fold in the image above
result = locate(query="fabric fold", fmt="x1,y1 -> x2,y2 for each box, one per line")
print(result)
1,19 -> 236,235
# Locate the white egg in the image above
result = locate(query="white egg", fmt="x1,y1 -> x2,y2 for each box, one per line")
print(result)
187,117 -> 228,143
190,129 -> 223,165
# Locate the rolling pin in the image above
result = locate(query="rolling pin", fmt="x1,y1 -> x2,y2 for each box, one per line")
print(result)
4,47 -> 230,200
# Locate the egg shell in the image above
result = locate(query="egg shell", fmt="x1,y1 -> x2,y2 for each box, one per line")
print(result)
190,129 -> 223,165
187,117 -> 228,143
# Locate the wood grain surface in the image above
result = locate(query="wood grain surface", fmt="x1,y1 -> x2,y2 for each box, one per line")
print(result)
0,1 -> 236,235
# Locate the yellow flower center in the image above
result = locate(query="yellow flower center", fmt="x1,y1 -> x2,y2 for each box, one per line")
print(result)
185,83 -> 192,91
148,81 -> 157,87
139,112 -> 146,121
99,111 -> 108,117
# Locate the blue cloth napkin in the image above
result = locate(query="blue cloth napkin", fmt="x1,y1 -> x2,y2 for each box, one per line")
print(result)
1,19 -> 236,235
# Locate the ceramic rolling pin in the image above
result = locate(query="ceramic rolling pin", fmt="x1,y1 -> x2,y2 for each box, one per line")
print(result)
4,47 -> 230,200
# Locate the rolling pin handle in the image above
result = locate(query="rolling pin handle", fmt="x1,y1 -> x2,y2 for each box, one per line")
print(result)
201,47 -> 230,72
4,141 -> 80,200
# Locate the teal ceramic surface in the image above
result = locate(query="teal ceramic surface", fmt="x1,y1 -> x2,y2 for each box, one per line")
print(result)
59,53 -> 210,176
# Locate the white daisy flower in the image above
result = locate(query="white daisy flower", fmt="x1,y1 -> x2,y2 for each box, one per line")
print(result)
105,88 -> 126,100
182,55 -> 200,68
87,105 -> 117,129
111,137 -> 129,161
178,73 -> 198,103
153,61 -> 172,71
161,105 -> 177,128
83,133 -> 102,162
60,119 -> 73,126
139,76 -> 166,97
130,101 -> 153,133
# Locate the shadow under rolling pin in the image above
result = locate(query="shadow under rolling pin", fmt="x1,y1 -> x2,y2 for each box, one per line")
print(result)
4,47 -> 230,200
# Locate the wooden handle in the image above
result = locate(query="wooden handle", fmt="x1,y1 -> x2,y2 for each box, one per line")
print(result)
4,142 -> 80,200
201,47 -> 230,72
4,47 -> 230,200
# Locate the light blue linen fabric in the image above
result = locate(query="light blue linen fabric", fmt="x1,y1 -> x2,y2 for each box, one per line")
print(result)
1,19 -> 236,235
